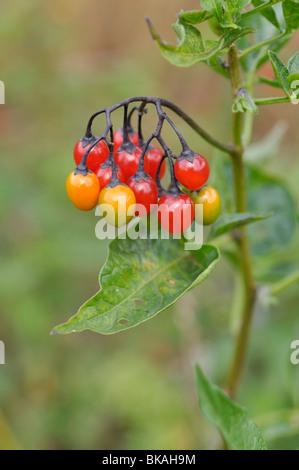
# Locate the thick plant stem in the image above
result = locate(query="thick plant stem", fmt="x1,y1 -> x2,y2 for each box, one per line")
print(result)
226,45 -> 257,399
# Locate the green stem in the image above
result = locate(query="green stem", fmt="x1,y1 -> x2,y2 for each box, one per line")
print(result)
270,270 -> 299,296
240,32 -> 287,59
255,96 -> 291,105
241,0 -> 283,19
226,45 -> 257,399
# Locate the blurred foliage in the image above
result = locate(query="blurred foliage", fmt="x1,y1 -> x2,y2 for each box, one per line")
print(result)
0,0 -> 298,450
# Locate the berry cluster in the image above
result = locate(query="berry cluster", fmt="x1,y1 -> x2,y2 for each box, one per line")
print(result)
66,98 -> 221,234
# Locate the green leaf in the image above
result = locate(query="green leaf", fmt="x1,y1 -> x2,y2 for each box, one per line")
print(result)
200,0 -> 223,24
251,0 -> 280,30
288,51 -> 299,74
213,160 -> 297,255
247,167 -> 297,255
283,0 -> 299,31
178,9 -> 210,25
208,212 -> 272,241
52,239 -> 219,335
256,33 -> 293,70
201,0 -> 250,29
232,87 -> 258,113
195,366 -> 267,450
268,50 -> 290,95
147,18 -> 254,67
224,0 -> 251,22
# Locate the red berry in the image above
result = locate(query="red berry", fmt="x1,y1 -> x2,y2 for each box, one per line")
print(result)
174,152 -> 209,191
74,139 -> 109,174
144,146 -> 166,180
158,193 -> 195,235
96,165 -> 126,189
114,146 -> 142,180
113,128 -> 139,152
127,176 -> 158,215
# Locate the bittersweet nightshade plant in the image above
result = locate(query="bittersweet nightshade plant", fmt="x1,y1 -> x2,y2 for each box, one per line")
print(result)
55,1 -> 299,450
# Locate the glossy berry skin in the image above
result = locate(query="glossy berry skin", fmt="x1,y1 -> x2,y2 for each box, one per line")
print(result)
98,184 -> 136,227
113,128 -> 139,151
158,192 -> 195,235
174,153 -> 209,191
127,176 -> 158,215
114,146 -> 142,180
192,186 -> 221,226
66,171 -> 100,211
96,165 -> 126,189
74,139 -> 109,173
144,146 -> 166,180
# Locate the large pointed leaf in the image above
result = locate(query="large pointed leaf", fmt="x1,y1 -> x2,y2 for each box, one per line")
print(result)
52,239 -> 219,335
208,212 -> 272,241
195,366 -> 267,450
147,18 -> 254,67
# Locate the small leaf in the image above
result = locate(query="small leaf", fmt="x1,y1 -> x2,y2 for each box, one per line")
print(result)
224,0 -> 251,24
52,239 -> 219,335
252,0 -> 280,30
178,9 -> 210,25
232,87 -> 258,114
288,51 -> 299,74
147,18 -> 254,67
208,212 -> 272,241
268,50 -> 290,96
283,0 -> 299,31
200,0 -> 223,24
195,366 -> 267,450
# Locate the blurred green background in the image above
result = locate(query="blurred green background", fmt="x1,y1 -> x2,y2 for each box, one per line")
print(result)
0,0 -> 299,450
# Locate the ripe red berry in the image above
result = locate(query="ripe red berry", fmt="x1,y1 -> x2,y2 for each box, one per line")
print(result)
114,145 -> 143,180
144,145 -> 166,180
74,138 -> 109,174
174,151 -> 209,191
127,175 -> 158,215
96,165 -> 126,189
113,128 -> 139,152
158,192 -> 195,235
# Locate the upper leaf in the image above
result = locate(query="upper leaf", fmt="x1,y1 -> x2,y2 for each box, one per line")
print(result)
147,18 -> 254,67
52,239 -> 219,335
195,366 -> 267,450
178,9 -> 210,25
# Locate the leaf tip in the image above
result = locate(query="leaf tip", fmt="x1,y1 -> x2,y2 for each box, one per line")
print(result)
50,328 -> 59,336
145,16 -> 158,41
